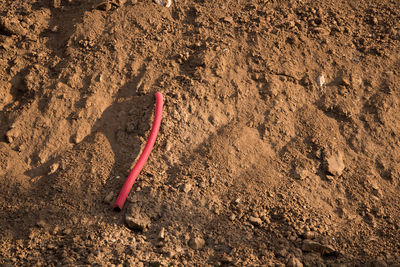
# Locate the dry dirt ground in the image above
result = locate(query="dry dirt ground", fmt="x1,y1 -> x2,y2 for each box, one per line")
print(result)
0,0 -> 400,266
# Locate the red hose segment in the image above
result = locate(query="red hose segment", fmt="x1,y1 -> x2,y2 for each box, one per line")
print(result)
113,92 -> 163,211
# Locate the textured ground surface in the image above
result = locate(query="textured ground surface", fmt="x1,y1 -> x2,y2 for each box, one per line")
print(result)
0,0 -> 400,266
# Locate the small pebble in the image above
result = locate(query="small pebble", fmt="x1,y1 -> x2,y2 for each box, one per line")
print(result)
223,16 -> 234,24
287,256 -> 303,267
47,244 -> 57,250
302,239 -> 336,255
303,231 -> 316,240
262,216 -> 271,224
339,77 -> 350,87
51,0 -> 61,8
326,175 -> 335,181
189,236 -> 205,250
103,191 -> 114,204
158,227 -> 165,239
48,163 -> 59,174
51,225 -> 60,235
276,248 -> 288,257
125,214 -> 151,231
165,141 -> 172,152
63,228 -> 72,235
316,74 -> 325,87
287,21 -> 296,28
295,168 -> 310,180
182,183 -> 192,193
249,216 -> 263,226
36,219 -> 47,229
154,0 -> 171,7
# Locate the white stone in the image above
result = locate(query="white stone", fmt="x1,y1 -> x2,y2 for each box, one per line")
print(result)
154,0 -> 171,7
316,74 -> 325,87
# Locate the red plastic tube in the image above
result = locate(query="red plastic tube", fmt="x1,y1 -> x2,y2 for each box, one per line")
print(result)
113,92 -> 163,211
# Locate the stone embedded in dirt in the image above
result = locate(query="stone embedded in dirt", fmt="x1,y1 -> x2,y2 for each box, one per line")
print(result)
287,256 -> 303,267
276,248 -> 288,258
95,0 -> 120,11
368,260 -> 388,267
223,16 -> 234,24
165,141 -> 172,152
326,175 -> 335,181
158,227 -> 165,239
189,237 -> 205,250
182,183 -> 192,193
51,225 -> 60,235
316,74 -> 325,87
74,120 -> 91,144
36,219 -> 48,229
339,77 -> 350,87
0,17 -> 27,36
302,240 -> 322,252
125,213 -> 151,231
302,240 -> 336,255
5,128 -> 20,144
103,191 -> 114,204
50,0 -> 61,8
62,228 -> 72,235
119,0 -> 127,6
312,27 -> 330,36
291,247 -> 303,258
263,216 -> 271,224
125,121 -> 136,134
287,21 -> 296,28
325,151 -> 345,176
0,142 -> 25,176
303,231 -> 316,240
220,254 -> 233,264
249,216 -> 263,226
48,163 -> 59,175
47,243 -> 57,250
154,0 -> 172,8
295,168 -> 313,180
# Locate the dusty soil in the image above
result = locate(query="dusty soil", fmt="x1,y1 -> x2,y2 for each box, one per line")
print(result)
1,0 -> 400,266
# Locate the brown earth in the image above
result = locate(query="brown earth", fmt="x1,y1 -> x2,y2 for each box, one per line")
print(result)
0,0 -> 400,266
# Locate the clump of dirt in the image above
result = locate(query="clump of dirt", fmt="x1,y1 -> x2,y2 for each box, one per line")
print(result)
0,0 -> 399,266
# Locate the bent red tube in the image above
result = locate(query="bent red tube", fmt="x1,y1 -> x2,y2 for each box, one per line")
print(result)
113,92 -> 163,211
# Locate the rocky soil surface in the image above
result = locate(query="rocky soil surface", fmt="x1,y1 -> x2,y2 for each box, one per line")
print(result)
0,0 -> 400,266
